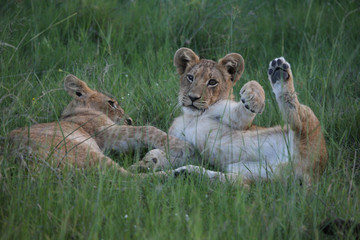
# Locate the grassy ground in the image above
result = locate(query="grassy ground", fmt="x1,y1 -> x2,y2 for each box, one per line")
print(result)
1,0 -> 359,239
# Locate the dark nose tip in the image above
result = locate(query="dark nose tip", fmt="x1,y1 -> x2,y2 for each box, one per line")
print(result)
126,118 -> 133,125
188,94 -> 200,103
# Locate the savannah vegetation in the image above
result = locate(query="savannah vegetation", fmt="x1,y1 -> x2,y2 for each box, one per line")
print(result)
0,0 -> 359,239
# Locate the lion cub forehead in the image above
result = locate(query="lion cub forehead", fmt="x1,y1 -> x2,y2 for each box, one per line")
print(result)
190,60 -> 225,79
199,59 -> 217,67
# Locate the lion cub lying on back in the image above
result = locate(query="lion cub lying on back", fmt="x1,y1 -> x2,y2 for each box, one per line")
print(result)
137,48 -> 327,185
9,74 -> 191,174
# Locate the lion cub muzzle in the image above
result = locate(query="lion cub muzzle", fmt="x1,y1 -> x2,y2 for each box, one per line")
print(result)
188,93 -> 201,103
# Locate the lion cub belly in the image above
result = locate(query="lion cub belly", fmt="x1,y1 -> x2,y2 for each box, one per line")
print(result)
224,130 -> 296,178
170,114 -> 297,177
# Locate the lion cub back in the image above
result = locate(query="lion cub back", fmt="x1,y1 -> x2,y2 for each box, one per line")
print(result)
9,121 -> 101,167
8,74 -> 130,168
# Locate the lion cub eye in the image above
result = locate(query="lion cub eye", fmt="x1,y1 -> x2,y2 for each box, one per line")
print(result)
186,74 -> 194,83
208,79 -> 218,87
108,100 -> 117,109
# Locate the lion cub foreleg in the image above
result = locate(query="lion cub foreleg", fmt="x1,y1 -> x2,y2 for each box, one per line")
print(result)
208,81 -> 265,130
100,125 -> 194,171
168,165 -> 251,187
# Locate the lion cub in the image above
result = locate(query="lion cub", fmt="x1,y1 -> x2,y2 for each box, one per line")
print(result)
139,48 -> 327,185
9,74 -> 190,174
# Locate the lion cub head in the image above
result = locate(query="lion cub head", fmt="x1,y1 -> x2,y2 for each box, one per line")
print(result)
174,48 -> 244,113
61,74 -> 133,125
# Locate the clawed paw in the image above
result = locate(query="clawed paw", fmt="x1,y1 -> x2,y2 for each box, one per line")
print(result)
173,168 -> 190,178
173,165 -> 203,178
128,149 -> 168,173
240,80 -> 265,114
268,57 -> 291,84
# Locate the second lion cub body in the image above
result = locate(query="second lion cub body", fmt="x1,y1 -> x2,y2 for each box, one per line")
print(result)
9,74 -> 190,174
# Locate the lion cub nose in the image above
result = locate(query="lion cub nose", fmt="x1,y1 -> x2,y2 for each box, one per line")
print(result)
188,93 -> 200,103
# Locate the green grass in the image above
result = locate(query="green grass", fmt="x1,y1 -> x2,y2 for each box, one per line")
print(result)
1,0 -> 360,239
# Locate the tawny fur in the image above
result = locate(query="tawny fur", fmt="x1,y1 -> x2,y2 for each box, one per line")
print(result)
136,48 -> 327,185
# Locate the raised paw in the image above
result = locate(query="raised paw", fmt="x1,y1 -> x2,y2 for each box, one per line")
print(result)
268,57 -> 291,84
239,80 -> 265,114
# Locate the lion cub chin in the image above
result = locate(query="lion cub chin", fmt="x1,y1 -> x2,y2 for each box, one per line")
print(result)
9,74 -> 191,175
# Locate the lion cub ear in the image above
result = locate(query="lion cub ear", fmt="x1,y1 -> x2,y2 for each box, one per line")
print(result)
174,48 -> 200,75
64,74 -> 94,98
218,53 -> 245,83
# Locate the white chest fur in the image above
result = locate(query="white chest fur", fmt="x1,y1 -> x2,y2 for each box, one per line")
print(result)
169,102 -> 297,179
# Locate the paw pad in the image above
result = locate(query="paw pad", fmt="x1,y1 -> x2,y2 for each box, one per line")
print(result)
268,57 -> 290,84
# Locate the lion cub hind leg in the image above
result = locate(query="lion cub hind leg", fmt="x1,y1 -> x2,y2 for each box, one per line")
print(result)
268,57 -> 327,180
88,151 -> 130,175
268,57 -> 301,131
